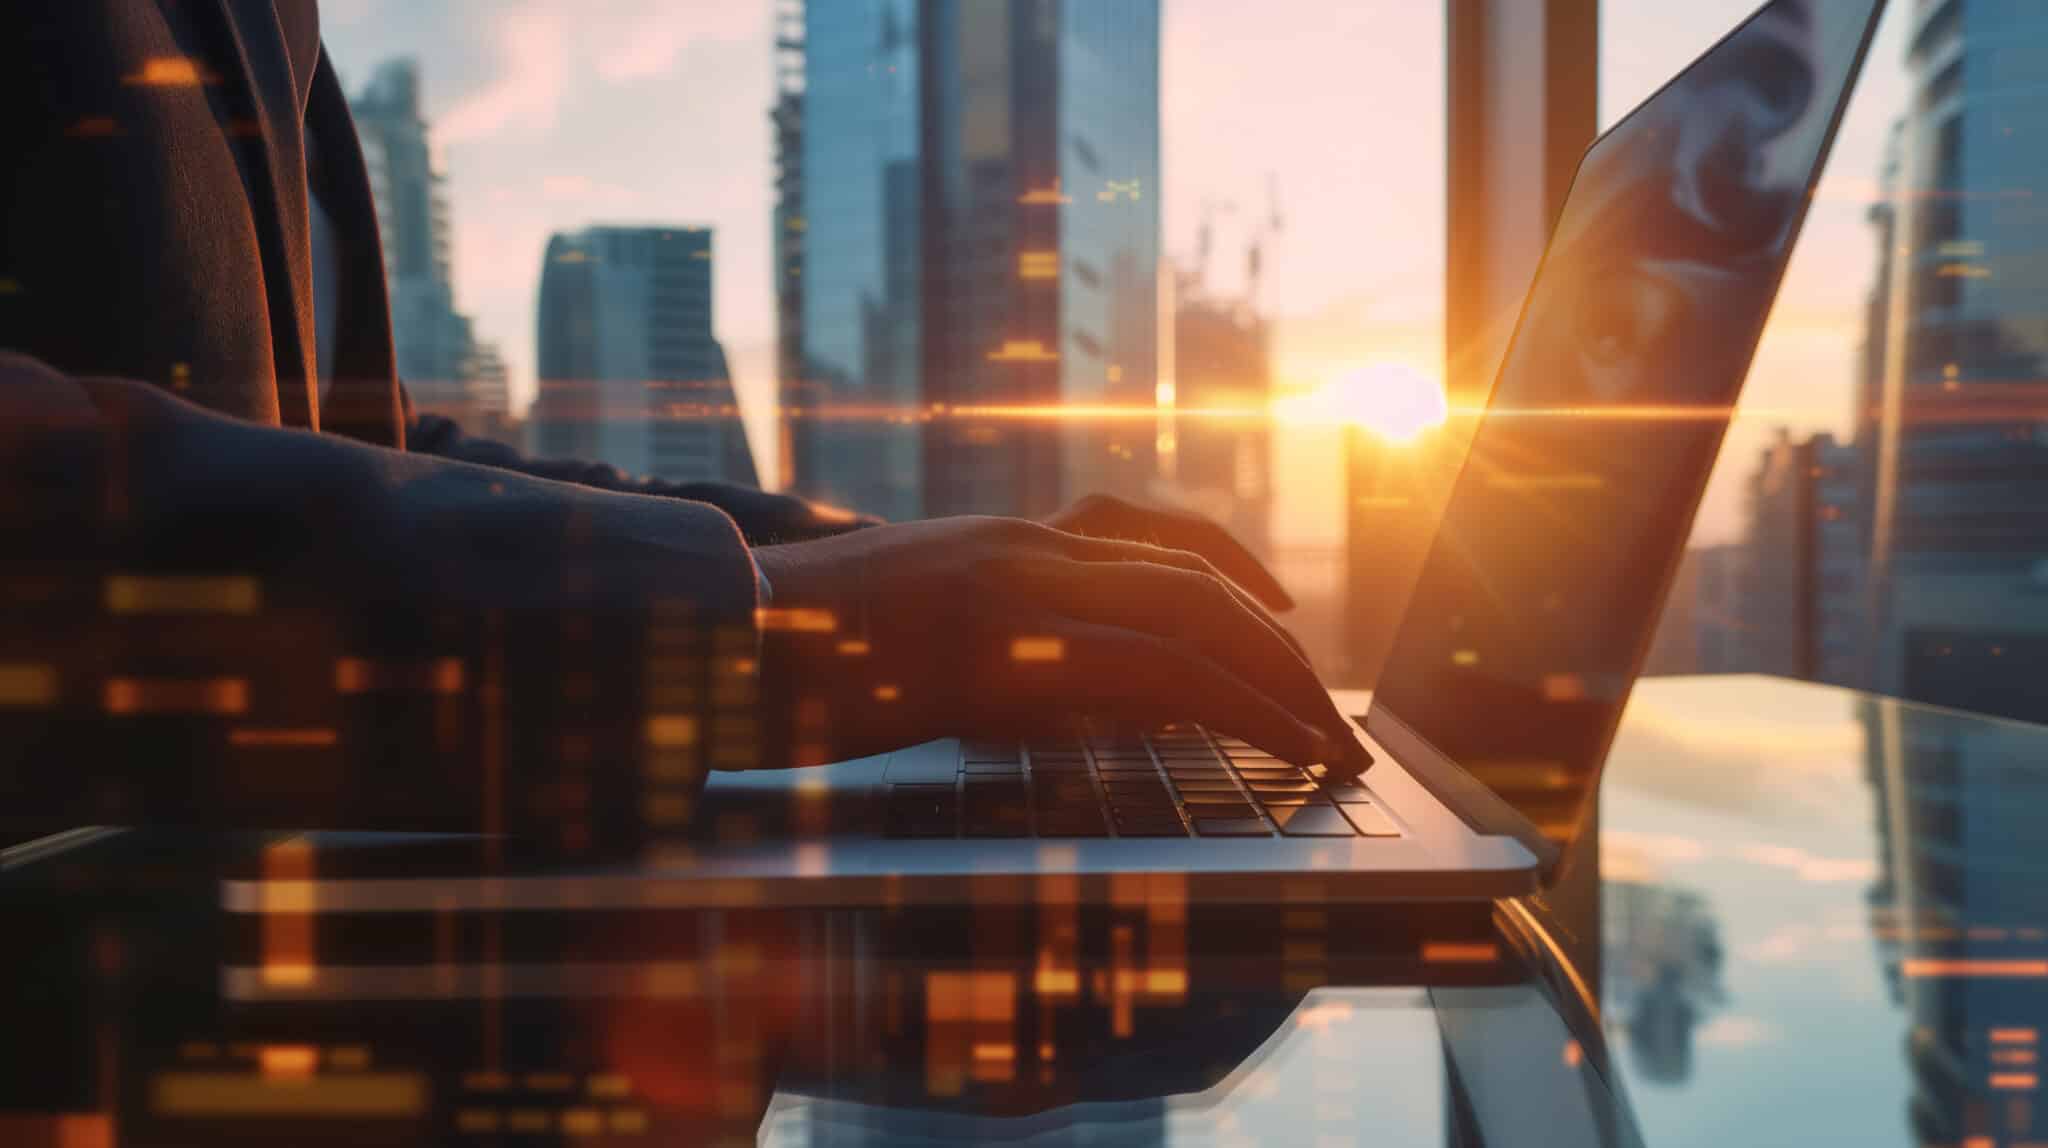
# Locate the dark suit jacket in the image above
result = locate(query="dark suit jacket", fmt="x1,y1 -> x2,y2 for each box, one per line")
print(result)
0,0 -> 825,834
0,0 -> 848,545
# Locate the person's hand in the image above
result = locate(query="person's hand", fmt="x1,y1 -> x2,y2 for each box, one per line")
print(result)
749,516 -> 1370,775
1043,493 -> 1293,610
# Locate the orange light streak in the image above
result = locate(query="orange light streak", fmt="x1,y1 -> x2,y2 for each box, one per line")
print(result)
1903,960 -> 2048,979
229,727 -> 337,748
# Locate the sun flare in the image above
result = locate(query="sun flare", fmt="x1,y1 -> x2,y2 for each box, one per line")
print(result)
1274,362 -> 1448,443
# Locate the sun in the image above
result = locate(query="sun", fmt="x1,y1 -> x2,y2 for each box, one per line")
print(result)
1274,362 -> 1448,443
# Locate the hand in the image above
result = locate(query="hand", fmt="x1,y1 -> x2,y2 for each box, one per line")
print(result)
1043,493 -> 1293,611
750,516 -> 1370,775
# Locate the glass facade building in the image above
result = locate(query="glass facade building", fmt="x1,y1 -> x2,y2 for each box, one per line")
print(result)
532,227 -> 758,487
1868,0 -> 2048,724
791,0 -> 1160,521
349,59 -> 508,431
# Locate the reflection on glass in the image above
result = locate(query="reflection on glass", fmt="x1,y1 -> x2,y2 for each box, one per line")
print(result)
1372,0 -> 1879,849
1862,695 -> 2048,1147
1603,879 -> 1726,1084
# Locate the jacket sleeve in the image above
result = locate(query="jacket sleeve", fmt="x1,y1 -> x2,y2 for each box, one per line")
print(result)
1,353 -> 765,842
406,412 -> 882,546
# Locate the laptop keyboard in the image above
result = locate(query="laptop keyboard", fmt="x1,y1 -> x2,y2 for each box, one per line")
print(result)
884,724 -> 1401,840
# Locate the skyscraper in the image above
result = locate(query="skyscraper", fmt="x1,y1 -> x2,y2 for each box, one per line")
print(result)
1864,1 -> 2048,725
1643,432 -> 1868,687
789,0 -> 1161,521
349,59 -> 504,431
773,0 -> 809,491
530,227 -> 758,487
1168,282 -> 1274,559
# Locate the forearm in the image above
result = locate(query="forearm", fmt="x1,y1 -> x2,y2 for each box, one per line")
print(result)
2,357 -> 762,839
408,412 -> 879,545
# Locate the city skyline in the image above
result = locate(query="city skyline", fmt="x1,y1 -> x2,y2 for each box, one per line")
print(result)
320,0 -> 1912,548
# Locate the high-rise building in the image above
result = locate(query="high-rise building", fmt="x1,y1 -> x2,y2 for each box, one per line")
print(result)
1862,696 -> 2048,1147
1643,432 -> 1868,687
1865,1 -> 2048,724
789,0 -> 1161,521
1167,281 -> 1274,559
772,0 -> 809,492
530,227 -> 758,487
349,59 -> 503,427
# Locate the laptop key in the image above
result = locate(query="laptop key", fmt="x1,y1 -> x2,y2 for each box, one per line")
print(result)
1269,805 -> 1357,837
1339,802 -> 1401,837
1194,817 -> 1270,837
1172,779 -> 1242,792
1245,780 -> 1318,794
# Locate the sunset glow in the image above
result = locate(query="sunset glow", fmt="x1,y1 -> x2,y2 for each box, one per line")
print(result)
1274,362 -> 1449,444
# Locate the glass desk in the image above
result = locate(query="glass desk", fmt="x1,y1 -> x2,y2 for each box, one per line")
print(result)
3,676 -> 2041,1146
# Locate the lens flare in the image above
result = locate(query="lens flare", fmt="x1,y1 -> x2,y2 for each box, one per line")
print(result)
1275,362 -> 1448,443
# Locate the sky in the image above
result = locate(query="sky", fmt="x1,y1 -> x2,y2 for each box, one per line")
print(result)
319,0 -> 1913,547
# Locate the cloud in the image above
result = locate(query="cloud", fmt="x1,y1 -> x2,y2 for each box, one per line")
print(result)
436,4 -> 570,148
1736,843 -> 1879,885
592,1 -> 766,82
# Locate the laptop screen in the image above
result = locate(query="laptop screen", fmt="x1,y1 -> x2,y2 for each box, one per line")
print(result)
1368,0 -> 1880,849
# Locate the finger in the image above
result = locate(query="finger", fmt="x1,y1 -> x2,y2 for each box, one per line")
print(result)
1155,510 -> 1295,611
1068,504 -> 1293,611
1005,618 -> 1335,767
1052,534 -> 1314,668
1006,556 -> 1351,753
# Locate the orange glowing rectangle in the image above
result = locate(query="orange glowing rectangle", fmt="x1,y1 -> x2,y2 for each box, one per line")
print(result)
261,839 -> 314,987
1033,969 -> 1079,995
105,574 -> 259,614
258,1045 -> 317,1078
971,1042 -> 1016,1062
1144,969 -> 1188,994
1018,251 -> 1059,280
1010,637 -> 1065,663
124,57 -> 216,87
229,727 -> 337,748
755,607 -> 837,632
0,663 -> 58,706
333,657 -> 465,694
1993,1049 -> 2038,1065
1018,183 -> 1073,205
836,639 -> 872,656
986,340 -> 1060,364
1422,942 -> 1501,964
1990,1072 -> 2038,1090
1992,1028 -> 2040,1044
0,1115 -> 112,1148
104,676 -> 248,715
1902,960 -> 2048,979
150,1072 -> 426,1116
644,715 -> 698,748
873,684 -> 901,702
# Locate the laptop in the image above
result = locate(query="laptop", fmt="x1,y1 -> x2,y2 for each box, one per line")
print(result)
217,0 -> 1883,914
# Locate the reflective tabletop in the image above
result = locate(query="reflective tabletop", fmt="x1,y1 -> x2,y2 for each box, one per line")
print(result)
3,676 -> 2042,1146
